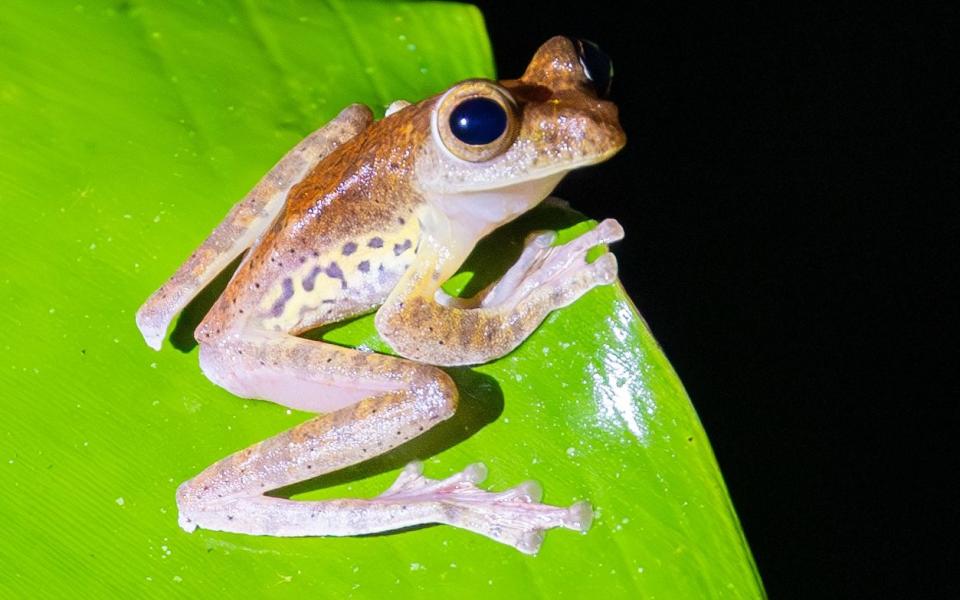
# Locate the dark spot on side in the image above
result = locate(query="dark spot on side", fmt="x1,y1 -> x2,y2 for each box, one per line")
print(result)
303,266 -> 323,291
326,262 -> 347,288
358,260 -> 370,273
394,239 -> 412,256
368,237 -> 383,248
342,241 -> 357,255
398,217 -> 405,225
270,278 -> 295,316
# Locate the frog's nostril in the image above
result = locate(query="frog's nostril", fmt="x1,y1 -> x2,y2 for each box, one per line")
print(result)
572,38 -> 613,98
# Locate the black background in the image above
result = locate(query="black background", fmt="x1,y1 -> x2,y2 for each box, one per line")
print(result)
474,2 -> 955,596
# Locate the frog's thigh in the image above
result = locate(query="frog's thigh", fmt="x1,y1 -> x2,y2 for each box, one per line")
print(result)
136,104 -> 373,350
197,330 -> 431,414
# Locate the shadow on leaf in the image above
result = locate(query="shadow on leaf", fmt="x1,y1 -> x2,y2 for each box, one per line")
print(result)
170,254 -> 243,352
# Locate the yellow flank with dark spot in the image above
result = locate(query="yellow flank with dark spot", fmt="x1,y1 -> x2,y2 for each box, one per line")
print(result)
258,216 -> 422,333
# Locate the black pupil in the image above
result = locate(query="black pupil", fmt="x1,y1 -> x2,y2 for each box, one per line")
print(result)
449,98 -> 507,145
574,38 -> 613,98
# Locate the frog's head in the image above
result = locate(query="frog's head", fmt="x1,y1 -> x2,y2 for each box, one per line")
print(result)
416,36 -> 626,240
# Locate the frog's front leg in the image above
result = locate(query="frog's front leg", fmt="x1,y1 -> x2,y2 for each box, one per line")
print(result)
178,331 -> 590,554
377,218 -> 624,366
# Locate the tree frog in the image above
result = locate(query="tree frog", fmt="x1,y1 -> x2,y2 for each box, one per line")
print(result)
136,36 -> 626,554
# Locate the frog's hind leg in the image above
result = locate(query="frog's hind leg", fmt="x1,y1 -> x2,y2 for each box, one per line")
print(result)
135,104 -> 373,349
179,332 -> 591,554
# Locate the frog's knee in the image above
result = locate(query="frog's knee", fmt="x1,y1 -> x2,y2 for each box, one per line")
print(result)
412,367 -> 459,419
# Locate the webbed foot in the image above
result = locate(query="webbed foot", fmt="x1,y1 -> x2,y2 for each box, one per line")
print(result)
379,462 -> 592,555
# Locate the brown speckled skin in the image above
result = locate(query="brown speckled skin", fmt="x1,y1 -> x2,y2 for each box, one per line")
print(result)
137,37 -> 624,551
195,102 -> 433,341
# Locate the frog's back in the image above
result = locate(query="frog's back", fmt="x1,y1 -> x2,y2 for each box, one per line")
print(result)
197,106 -> 432,341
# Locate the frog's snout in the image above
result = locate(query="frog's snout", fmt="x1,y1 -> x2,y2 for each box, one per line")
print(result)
521,93 -> 626,160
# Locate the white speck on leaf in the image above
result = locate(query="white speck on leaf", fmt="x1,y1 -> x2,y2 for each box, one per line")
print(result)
115,497 -> 125,506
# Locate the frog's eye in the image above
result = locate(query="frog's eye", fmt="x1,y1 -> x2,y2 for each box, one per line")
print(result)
449,98 -> 508,145
435,81 -> 518,162
573,38 -> 613,98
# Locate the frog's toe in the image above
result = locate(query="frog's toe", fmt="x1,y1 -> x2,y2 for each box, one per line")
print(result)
589,252 -> 619,286
566,500 -> 594,532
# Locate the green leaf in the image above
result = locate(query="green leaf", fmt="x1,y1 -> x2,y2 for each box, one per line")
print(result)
0,1 -> 762,597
